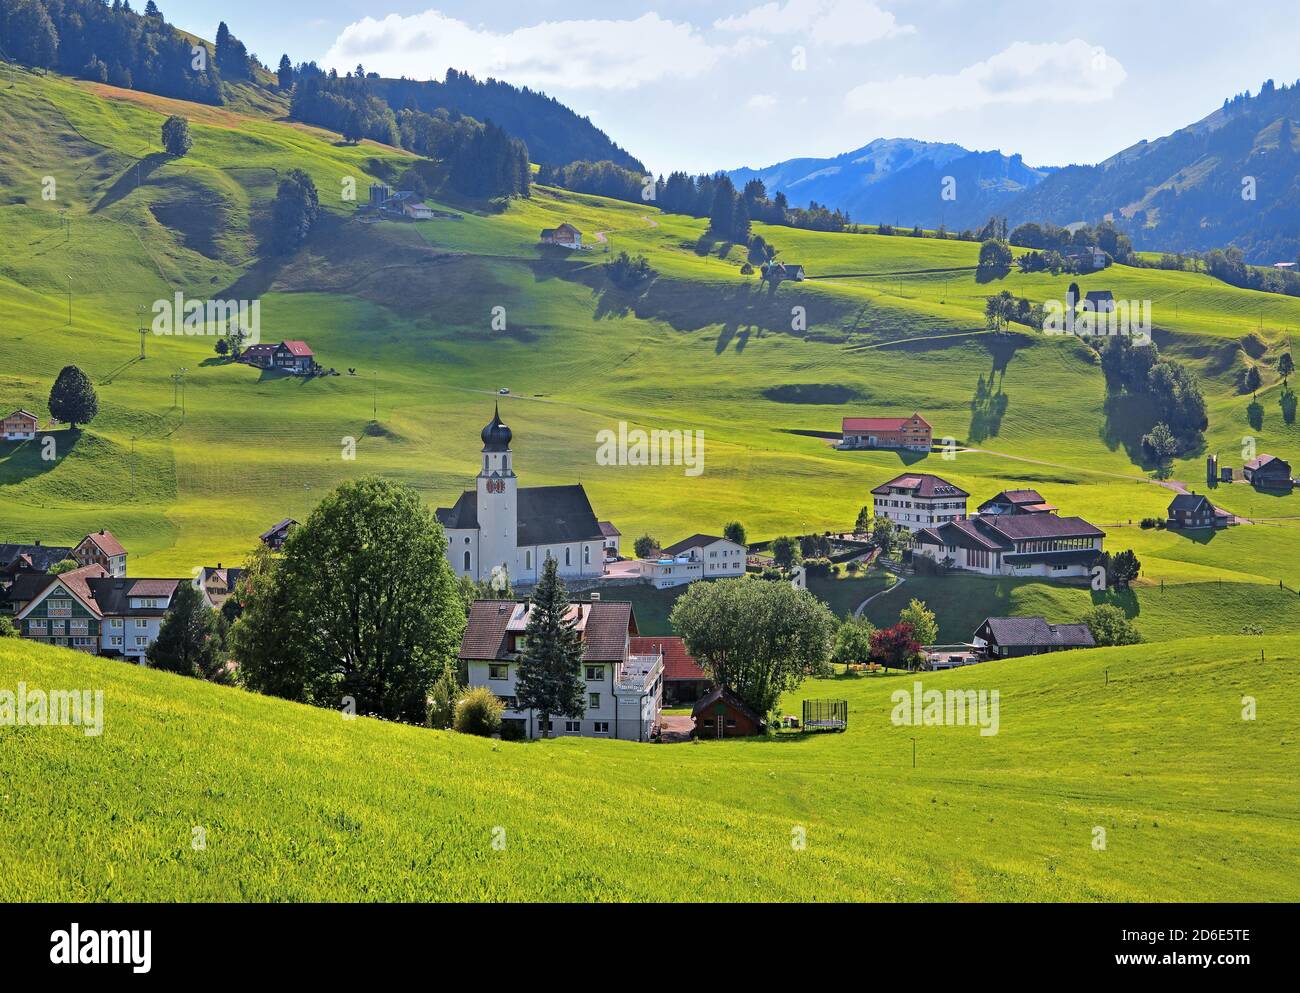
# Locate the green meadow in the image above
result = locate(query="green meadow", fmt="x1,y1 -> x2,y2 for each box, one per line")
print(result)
1,65 -> 1299,627
1,634 -> 1296,901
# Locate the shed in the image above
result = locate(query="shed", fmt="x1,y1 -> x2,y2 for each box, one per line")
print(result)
692,686 -> 765,738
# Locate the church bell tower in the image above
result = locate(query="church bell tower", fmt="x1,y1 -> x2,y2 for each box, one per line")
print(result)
476,405 -> 518,582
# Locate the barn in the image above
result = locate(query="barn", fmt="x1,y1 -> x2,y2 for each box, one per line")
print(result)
692,687 -> 765,739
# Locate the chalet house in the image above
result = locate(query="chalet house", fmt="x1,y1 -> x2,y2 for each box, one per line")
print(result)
260,518 -> 297,550
1,409 -> 39,441
630,635 -> 711,705
274,340 -> 315,375
1,541 -> 73,584
1167,493 -> 1230,530
539,223 -> 583,249
461,598 -> 662,741
1243,454 -> 1294,492
977,489 -> 1058,516
239,343 -> 276,368
841,413 -> 932,452
692,686 -> 765,738
12,566 -> 181,660
762,262 -> 805,283
639,534 -> 746,588
912,512 -> 1105,580
380,190 -> 434,220
972,616 -> 1096,659
1062,246 -> 1108,272
1082,290 -> 1116,314
598,521 -> 621,558
73,529 -> 127,578
199,565 -> 244,609
872,473 -> 969,533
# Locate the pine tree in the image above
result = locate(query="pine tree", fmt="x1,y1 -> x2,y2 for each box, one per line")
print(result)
147,582 -> 229,681
48,365 -> 98,429
514,557 -> 585,738
277,54 -> 294,90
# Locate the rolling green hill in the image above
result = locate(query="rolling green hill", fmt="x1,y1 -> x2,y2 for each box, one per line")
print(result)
2,635 -> 1296,901
1,64 -> 1299,637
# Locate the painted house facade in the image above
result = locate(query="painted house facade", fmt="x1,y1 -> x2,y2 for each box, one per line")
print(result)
436,408 -> 612,587
841,413 -> 932,452
461,598 -> 662,741
1,409 -> 39,441
912,512 -> 1104,579
872,473 -> 970,533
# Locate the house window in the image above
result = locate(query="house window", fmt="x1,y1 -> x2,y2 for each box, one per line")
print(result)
135,619 -> 148,629
564,720 -> 581,733
585,665 -> 603,681
537,718 -> 552,732
592,722 -> 609,735
464,551 -> 471,572
589,693 -> 600,709
565,547 -> 571,567
47,599 -> 72,617
134,637 -> 148,648
584,545 -> 590,565
489,664 -> 508,680
109,619 -> 123,630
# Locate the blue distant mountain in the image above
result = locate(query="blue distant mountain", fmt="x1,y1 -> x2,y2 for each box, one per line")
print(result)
727,138 -> 1055,232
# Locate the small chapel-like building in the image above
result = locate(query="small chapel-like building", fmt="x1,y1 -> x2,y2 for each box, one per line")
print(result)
436,407 -> 612,586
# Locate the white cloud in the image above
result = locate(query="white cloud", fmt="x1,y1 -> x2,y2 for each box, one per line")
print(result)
714,0 -> 913,47
746,93 -> 778,110
324,10 -> 734,90
844,40 -> 1127,117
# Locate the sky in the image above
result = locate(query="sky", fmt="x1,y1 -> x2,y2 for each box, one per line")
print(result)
163,0 -> 1300,175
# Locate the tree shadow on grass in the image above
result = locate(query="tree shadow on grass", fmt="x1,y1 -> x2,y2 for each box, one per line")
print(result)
92,153 -> 170,214
0,430 -> 82,486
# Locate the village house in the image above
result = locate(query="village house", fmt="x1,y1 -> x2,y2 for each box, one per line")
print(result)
12,566 -> 181,660
461,598 -> 661,741
198,565 -> 244,609
1061,246 -> 1109,272
872,473 -> 970,533
539,223 -> 583,249
841,413 -> 932,452
638,534 -> 746,589
239,343 -> 276,368
912,512 -> 1105,580
977,489 -> 1058,515
1,540 -> 74,585
1243,454 -> 1294,492
73,529 -> 128,578
692,686 -> 766,738
762,261 -> 805,283
630,635 -> 711,705
1,409 -> 39,441
260,518 -> 297,550
436,408 -> 613,586
972,617 -> 1096,659
1167,493 -> 1231,530
598,521 -> 622,559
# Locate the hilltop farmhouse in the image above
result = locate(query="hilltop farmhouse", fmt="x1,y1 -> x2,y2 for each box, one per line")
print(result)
461,598 -> 661,741
1243,454 -> 1293,492
1,409 -> 39,441
539,223 -> 583,249
436,407 -> 614,586
841,413 -> 932,452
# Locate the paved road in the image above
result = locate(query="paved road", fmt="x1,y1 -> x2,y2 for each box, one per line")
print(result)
854,574 -> 905,619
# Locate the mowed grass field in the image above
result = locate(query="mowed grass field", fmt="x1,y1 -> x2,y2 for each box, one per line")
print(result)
2,635 -> 1296,901
1,65 -> 1299,625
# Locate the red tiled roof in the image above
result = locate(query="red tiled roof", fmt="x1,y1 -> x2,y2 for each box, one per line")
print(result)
843,414 -> 929,433
82,529 -> 127,557
460,599 -> 636,662
280,340 -> 313,356
129,579 -> 180,597
598,521 -> 621,537
630,636 -> 707,681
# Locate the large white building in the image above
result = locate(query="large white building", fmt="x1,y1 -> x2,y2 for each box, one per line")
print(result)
912,509 -> 1105,580
638,534 -> 747,589
436,408 -> 614,587
871,472 -> 970,533
461,598 -> 662,741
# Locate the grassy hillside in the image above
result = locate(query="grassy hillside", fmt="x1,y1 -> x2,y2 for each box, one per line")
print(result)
2,66 -> 1299,631
2,635 -> 1296,901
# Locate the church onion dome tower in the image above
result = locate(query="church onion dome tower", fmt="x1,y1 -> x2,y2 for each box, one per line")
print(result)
481,404 -> 513,452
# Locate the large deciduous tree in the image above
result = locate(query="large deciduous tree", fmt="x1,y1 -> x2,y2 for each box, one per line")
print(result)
270,168 -> 319,255
230,476 -> 465,722
670,578 -> 835,717
161,114 -> 192,156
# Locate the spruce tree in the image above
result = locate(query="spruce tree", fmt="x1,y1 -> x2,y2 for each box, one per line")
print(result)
147,582 -> 228,681
48,365 -> 98,429
514,556 -> 585,738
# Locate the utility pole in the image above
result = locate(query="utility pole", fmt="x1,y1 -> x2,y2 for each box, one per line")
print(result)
66,275 -> 72,325
137,304 -> 148,359
373,372 -> 378,421
130,437 -> 137,498
179,367 -> 188,415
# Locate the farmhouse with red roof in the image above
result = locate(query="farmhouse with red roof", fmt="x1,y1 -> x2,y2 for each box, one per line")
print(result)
841,413 -> 931,452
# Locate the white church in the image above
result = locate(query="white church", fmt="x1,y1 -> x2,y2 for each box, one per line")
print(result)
436,407 -> 615,587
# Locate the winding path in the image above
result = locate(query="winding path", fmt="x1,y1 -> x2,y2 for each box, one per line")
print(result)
854,574 -> 906,619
